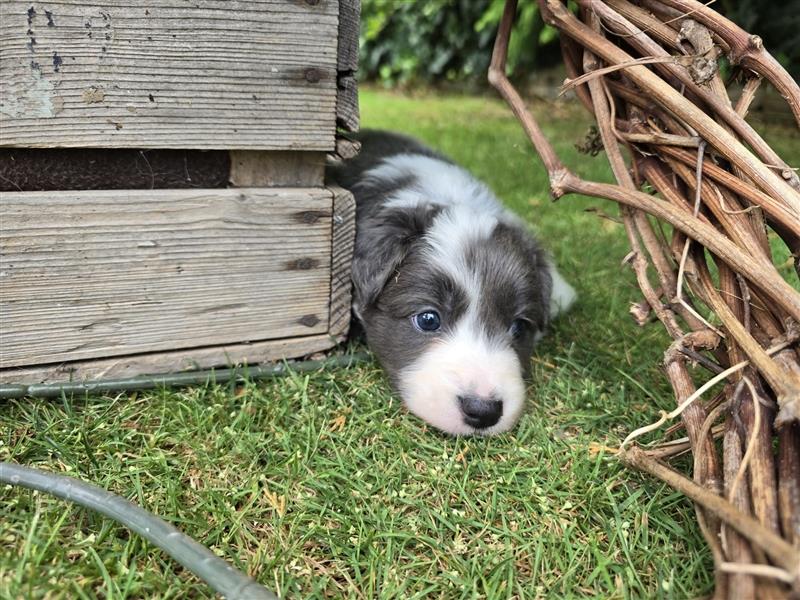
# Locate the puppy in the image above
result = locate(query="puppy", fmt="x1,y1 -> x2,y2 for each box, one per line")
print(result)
328,131 -> 575,435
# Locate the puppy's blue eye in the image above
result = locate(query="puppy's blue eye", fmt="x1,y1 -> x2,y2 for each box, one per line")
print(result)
510,318 -> 528,338
413,311 -> 441,332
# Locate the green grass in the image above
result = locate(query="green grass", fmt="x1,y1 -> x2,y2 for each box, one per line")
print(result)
2,89 -> 798,599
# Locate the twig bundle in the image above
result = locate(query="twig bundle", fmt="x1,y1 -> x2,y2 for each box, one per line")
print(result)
489,1 -> 800,596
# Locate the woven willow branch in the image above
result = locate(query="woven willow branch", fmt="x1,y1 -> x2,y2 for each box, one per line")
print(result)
489,1 -> 800,597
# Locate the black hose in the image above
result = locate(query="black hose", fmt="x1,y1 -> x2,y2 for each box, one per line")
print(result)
0,462 -> 279,599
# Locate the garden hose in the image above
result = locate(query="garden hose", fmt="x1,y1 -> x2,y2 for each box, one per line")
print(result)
1,351 -> 373,597
0,462 -> 278,599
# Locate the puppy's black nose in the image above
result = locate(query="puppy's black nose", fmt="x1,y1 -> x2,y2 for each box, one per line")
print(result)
458,395 -> 502,429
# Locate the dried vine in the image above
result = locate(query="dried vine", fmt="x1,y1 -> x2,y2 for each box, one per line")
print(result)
489,1 -> 800,597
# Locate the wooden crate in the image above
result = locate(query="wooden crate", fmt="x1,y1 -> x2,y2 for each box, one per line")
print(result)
0,0 -> 359,148
0,0 -> 359,385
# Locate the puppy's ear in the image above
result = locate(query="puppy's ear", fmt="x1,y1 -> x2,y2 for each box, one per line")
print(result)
351,204 -> 440,318
519,232 -> 554,332
500,220 -> 556,333
520,237 -> 576,325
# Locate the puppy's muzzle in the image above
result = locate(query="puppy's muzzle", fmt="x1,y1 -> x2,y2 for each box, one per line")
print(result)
458,395 -> 503,429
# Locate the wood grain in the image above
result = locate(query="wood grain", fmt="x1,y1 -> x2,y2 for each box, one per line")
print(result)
0,333 -> 343,384
335,0 -> 359,132
336,0 -> 359,72
0,187 -> 334,367
229,151 -> 325,187
0,0 -> 339,150
336,74 -> 359,132
328,186 -> 355,340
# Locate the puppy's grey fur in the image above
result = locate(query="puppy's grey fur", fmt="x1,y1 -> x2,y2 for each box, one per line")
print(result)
328,131 -> 575,435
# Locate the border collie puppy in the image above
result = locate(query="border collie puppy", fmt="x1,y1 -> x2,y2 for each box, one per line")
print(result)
328,131 -> 575,436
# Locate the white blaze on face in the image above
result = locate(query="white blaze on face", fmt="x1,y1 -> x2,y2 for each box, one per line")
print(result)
398,317 -> 526,435
395,204 -> 527,436
362,153 -> 548,435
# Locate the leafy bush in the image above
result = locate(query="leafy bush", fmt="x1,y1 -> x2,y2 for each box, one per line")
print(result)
360,0 -> 559,85
359,0 -> 798,85
718,0 -> 799,78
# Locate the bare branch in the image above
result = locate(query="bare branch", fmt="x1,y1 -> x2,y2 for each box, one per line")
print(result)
620,446 -> 800,578
490,2 -> 800,594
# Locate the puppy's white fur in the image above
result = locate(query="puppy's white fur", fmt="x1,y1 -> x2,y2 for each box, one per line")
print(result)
356,149 -> 576,435
548,263 -> 577,318
424,205 -> 498,305
399,204 -> 527,434
399,322 -> 526,435
366,154 -> 502,216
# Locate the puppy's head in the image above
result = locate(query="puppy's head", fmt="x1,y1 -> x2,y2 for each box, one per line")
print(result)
352,204 -> 552,436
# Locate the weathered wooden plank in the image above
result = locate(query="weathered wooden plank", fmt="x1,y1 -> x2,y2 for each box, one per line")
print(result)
336,74 -> 359,132
337,0 -> 360,72
335,0 -> 359,132
328,186 -> 355,340
0,333 -> 343,384
229,151 -> 325,187
0,148 -> 230,190
0,187 -> 334,367
0,1 -> 339,150
332,135 -> 361,161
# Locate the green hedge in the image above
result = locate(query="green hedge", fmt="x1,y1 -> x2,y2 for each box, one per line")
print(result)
360,0 -> 557,85
360,0 -> 799,85
718,0 -> 799,78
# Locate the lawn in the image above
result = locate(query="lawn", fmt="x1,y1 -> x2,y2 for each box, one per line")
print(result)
2,88 -> 798,599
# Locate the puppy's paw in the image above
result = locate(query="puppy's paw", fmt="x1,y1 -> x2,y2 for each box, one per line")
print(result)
548,263 -> 577,318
